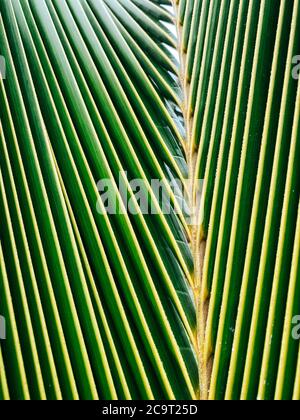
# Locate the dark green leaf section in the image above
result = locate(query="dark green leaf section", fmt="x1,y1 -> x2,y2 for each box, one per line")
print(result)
0,0 -> 198,400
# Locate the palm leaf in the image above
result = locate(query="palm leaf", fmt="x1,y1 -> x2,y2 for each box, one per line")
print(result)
182,0 -> 300,400
0,0 -> 197,400
1,0 -> 300,401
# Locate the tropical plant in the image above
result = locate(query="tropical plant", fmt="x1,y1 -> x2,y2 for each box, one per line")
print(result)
0,0 -> 299,401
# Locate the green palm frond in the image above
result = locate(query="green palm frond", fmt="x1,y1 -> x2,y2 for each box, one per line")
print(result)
180,0 -> 300,401
0,0 -> 197,400
1,0 -> 300,401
